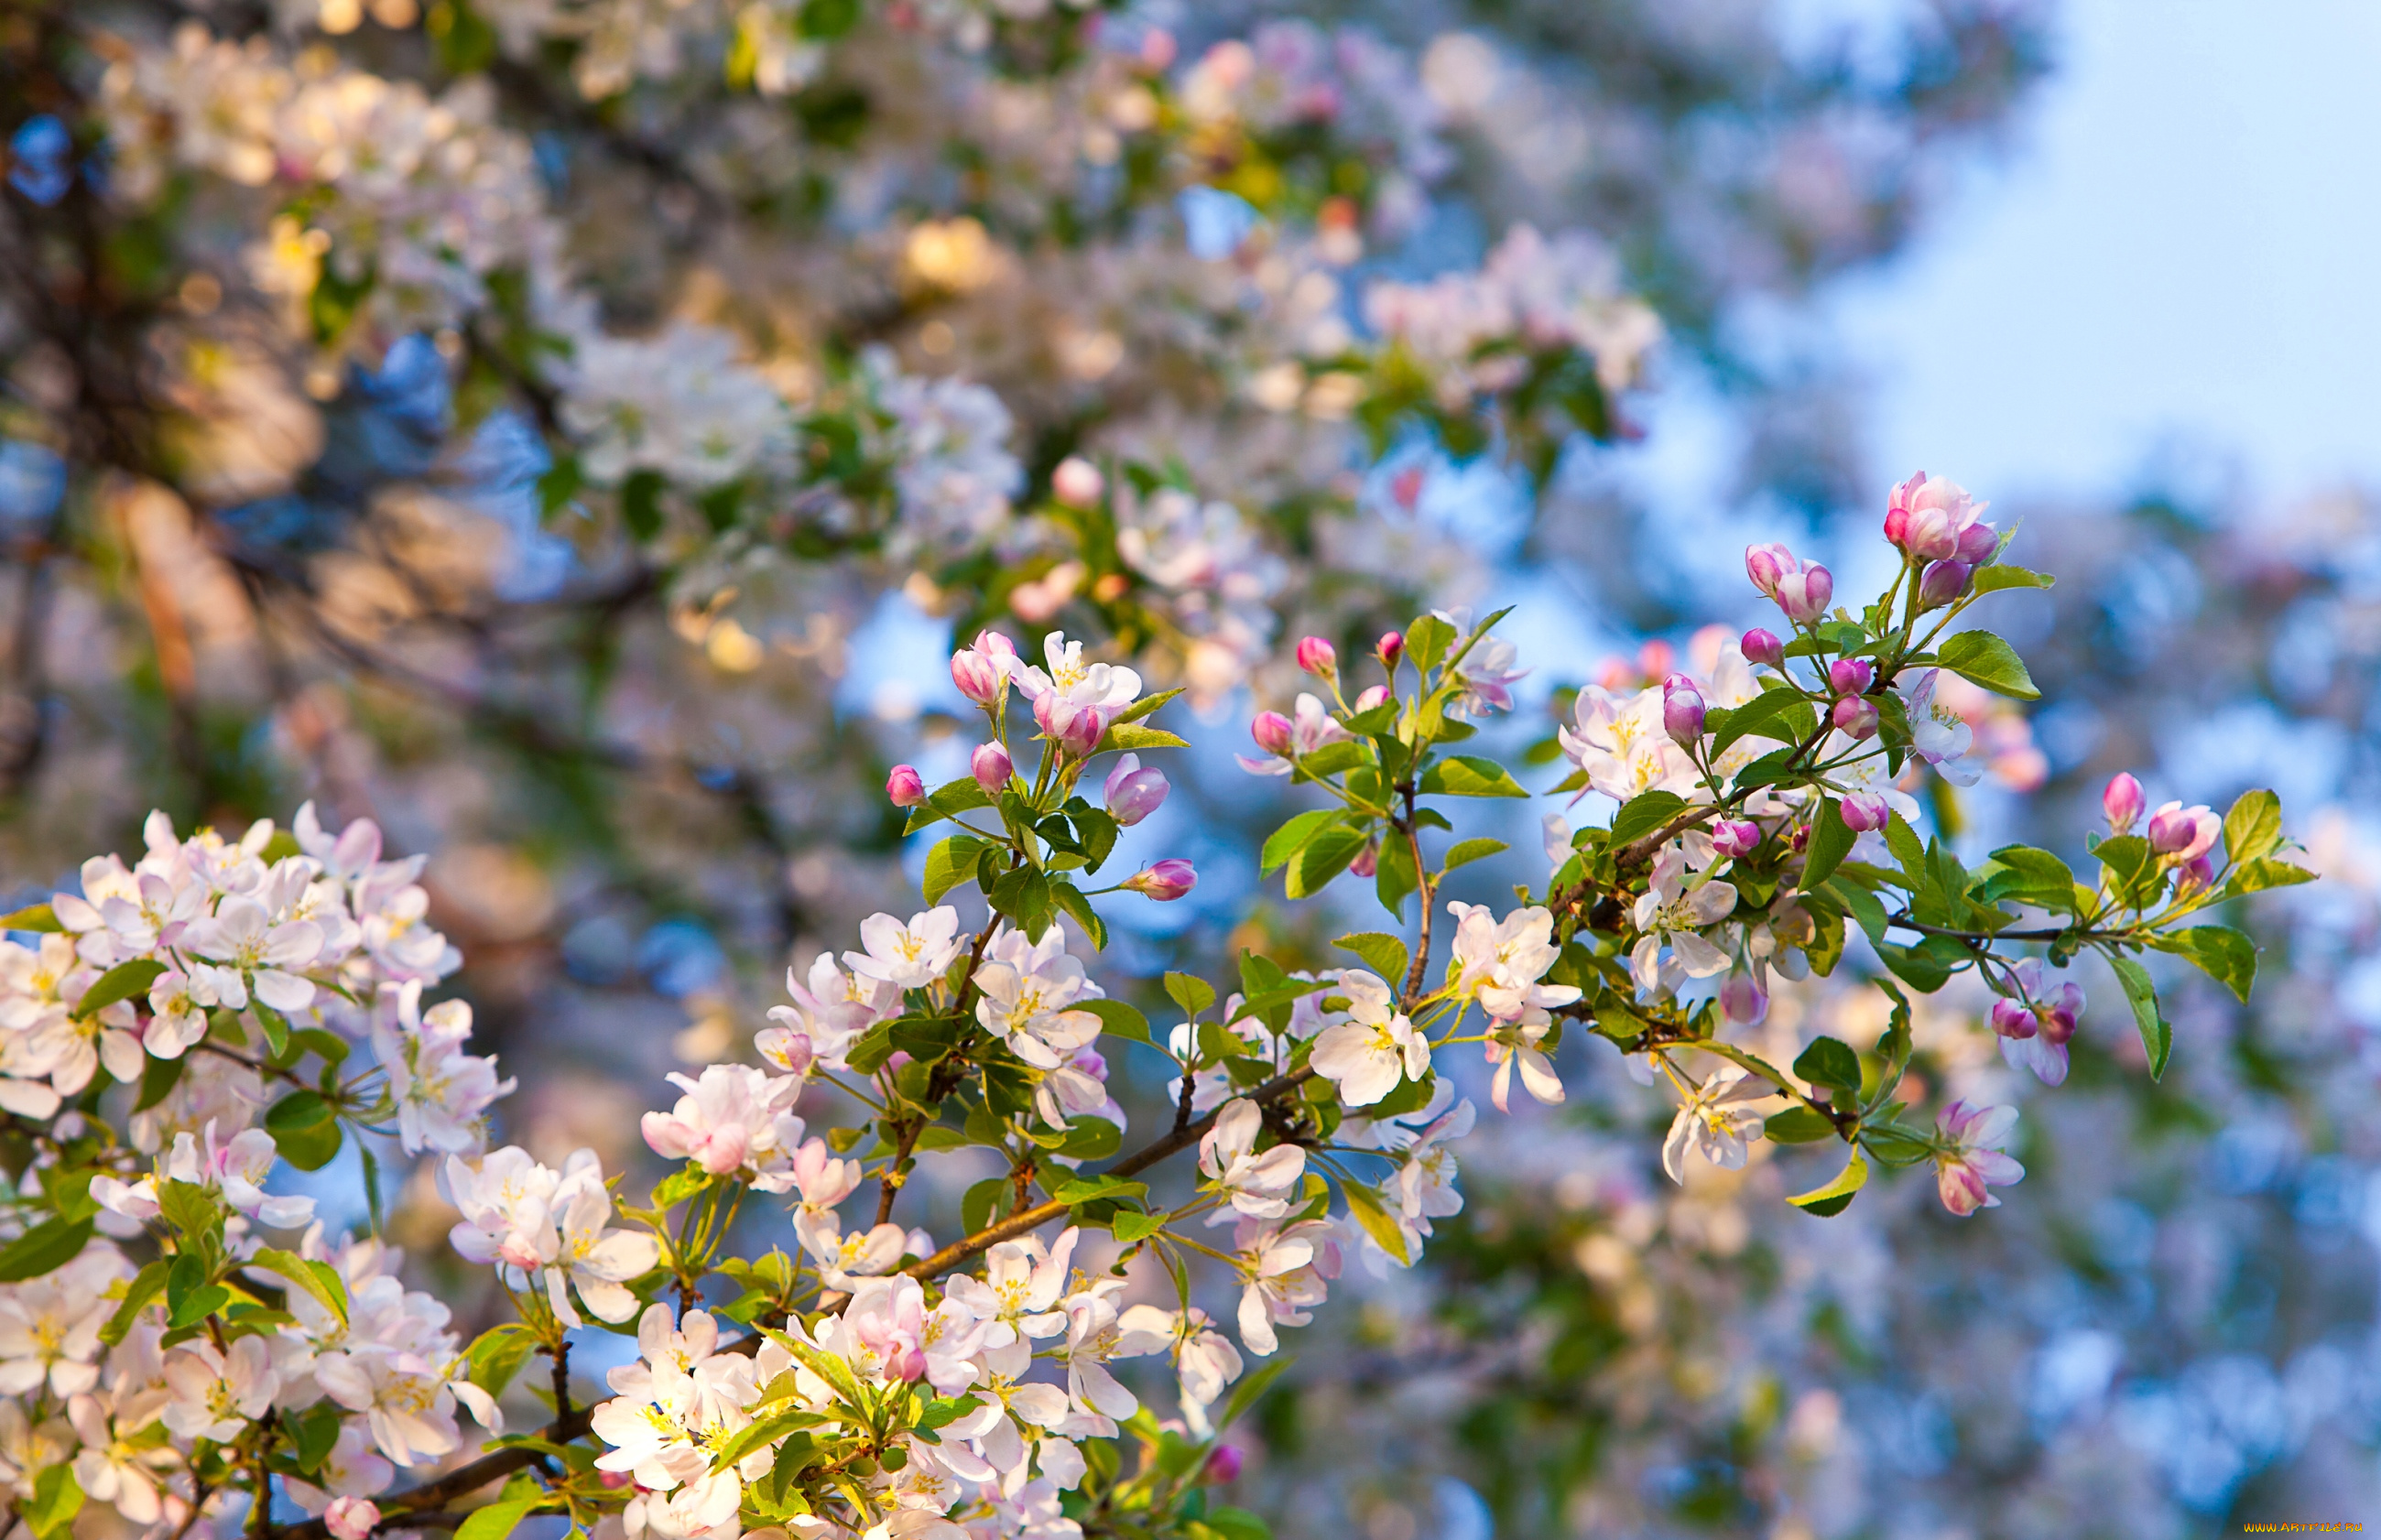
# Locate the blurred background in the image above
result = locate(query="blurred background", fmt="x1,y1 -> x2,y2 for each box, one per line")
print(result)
8,0 -> 2381,1535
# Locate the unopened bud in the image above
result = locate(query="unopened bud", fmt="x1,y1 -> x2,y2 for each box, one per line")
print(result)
1034,692 -> 1107,757
1831,694 -> 1878,740
971,742 -> 1013,795
1353,684 -> 1389,712
1827,657 -> 1874,697
1917,559 -> 1973,610
1350,841 -> 1378,878
1125,859 -> 1197,901
1741,628 -> 1784,668
326,1499 -> 380,1540
1205,1444 -> 1245,1483
1955,521 -> 1998,564
1251,710 -> 1294,756
886,765 -> 926,808
1745,541 -> 1799,599
1839,792 -> 1889,833
1989,998 -> 2038,1041
1296,635 -> 1337,677
1720,972 -> 1768,1025
1661,675 -> 1706,745
2102,772 -> 2144,833
1051,456 -> 1104,507
951,646 -> 1006,706
1774,564 -> 1833,625
1376,631 -> 1404,666
1711,819 -> 1762,860
2175,852 -> 2214,895
1103,753 -> 1169,826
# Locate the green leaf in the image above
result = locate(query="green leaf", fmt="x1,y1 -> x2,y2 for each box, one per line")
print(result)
923,835 -> 991,906
1111,1210 -> 1165,1243
1081,998 -> 1151,1045
253,1000 -> 289,1059
1788,1149 -> 1869,1218
1165,972 -> 1217,1020
2223,857 -> 2317,897
1404,613 -> 1456,673
0,903 -> 60,932
1418,756 -> 1528,798
1374,825 -> 1419,916
1791,1036 -> 1862,1099
1053,1176 -> 1147,1205
134,1049 -> 187,1112
2149,925 -> 2258,1003
1294,740 -> 1369,779
1339,1178 -> 1408,1264
1109,687 -> 1185,727
1261,810 -> 1343,875
2108,953 -> 2171,1080
1762,1106 -> 1840,1144
1821,876 -> 1889,947
1440,837 -> 1508,873
282,1401 -> 345,1475
248,1248 -> 349,1326
1104,723 -> 1189,753
1215,1356 -> 1293,1434
1801,797 -> 1856,889
1610,789 -> 1688,847
710,1407 -> 828,1470
465,1323 -> 540,1397
102,1260 -> 169,1345
904,776 -> 996,834
1048,879 -> 1108,950
454,1476 -> 552,1540
25,1461 -> 82,1540
166,1250 -> 228,1329
1708,686 -> 1807,759
1967,563 -> 2054,593
0,1217 -> 94,1283
1934,630 -> 2039,700
2222,788 -> 2284,864
74,958 -> 166,1020
619,469 -> 664,540
1200,1508 -> 1273,1540
1979,845 -> 2079,912
265,1090 -> 343,1172
1284,823 -> 1366,899
1332,932 -> 1408,986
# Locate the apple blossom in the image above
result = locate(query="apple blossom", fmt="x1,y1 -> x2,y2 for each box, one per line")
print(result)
1934,1100 -> 2026,1215
1199,1098 -> 1307,1219
1296,635 -> 1338,676
2104,771 -> 2146,832
847,907 -> 966,989
887,765 -> 926,808
1309,971 -> 1428,1105
1661,1066 -> 1772,1183
971,741 -> 1014,795
1741,627 -> 1784,667
1122,859 -> 1198,900
1661,674 -> 1706,744
1102,753 -> 1169,825
1773,563 -> 1834,625
2148,799 -> 2221,861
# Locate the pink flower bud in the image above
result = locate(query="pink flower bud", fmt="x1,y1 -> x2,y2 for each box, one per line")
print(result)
2175,852 -> 2215,895
1720,972 -> 1768,1025
1251,710 -> 1294,756
1917,559 -> 1973,610
1103,753 -> 1169,826
1711,819 -> 1762,860
886,765 -> 926,808
1955,521 -> 1998,564
1034,691 -> 1107,756
1831,694 -> 1878,740
1839,792 -> 1889,833
2103,772 -> 2144,833
1125,859 -> 1197,900
2147,800 -> 2219,861
1296,636 -> 1338,677
1376,631 -> 1404,666
1989,998 -> 2038,1040
971,742 -> 1013,795
1741,628 -> 1784,668
1827,657 -> 1874,697
1051,456 -> 1104,507
326,1499 -> 380,1540
1205,1444 -> 1245,1483
1661,675 -> 1705,745
1773,564 -> 1833,625
951,646 -> 1006,706
1745,541 -> 1800,599
1350,841 -> 1378,878
1353,684 -> 1389,712
2038,981 -> 2083,1044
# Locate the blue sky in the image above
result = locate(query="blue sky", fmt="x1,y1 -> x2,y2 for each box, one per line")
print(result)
1824,0 -> 2381,506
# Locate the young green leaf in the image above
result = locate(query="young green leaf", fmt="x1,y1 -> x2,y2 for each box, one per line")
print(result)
1934,630 -> 2039,700
1165,971 -> 1218,1019
1609,789 -> 1687,846
2107,953 -> 2171,1079
1332,932 -> 1409,985
2148,925 -> 2257,1003
1787,1148 -> 1869,1218
1260,809 -> 1343,874
1801,797 -> 1856,889
1417,756 -> 1528,797
74,958 -> 167,1021
2221,788 -> 2284,865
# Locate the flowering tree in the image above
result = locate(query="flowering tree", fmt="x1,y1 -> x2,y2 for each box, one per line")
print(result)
0,483 -> 2311,1539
